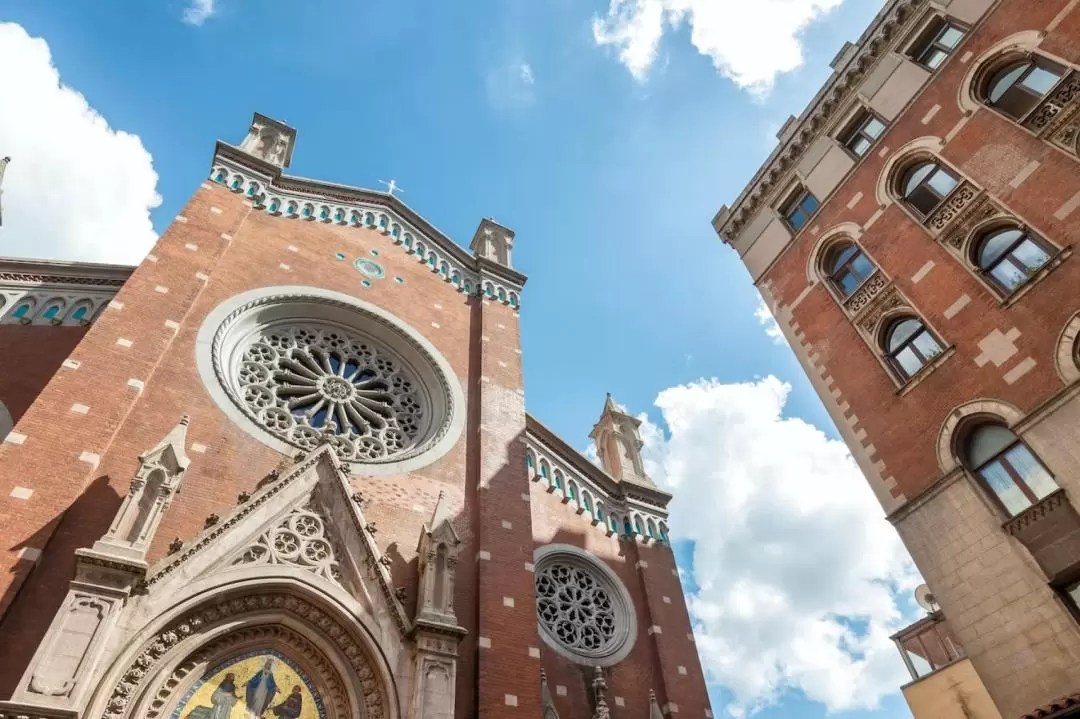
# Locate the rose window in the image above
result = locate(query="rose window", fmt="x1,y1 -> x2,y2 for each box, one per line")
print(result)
234,322 -> 425,462
533,548 -> 635,664
199,288 -> 464,474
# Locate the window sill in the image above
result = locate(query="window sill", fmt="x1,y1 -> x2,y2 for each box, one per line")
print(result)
896,345 -> 957,397
999,246 -> 1072,309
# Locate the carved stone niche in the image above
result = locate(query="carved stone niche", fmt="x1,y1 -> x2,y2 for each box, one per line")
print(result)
0,418 -> 193,719
1004,490 -> 1080,578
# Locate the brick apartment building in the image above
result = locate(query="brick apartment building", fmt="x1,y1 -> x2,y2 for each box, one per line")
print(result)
0,115 -> 711,719
713,0 -> 1080,717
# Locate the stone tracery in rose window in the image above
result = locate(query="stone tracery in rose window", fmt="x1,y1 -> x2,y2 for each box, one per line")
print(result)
535,562 -> 619,657
233,322 -> 426,463
231,506 -> 343,586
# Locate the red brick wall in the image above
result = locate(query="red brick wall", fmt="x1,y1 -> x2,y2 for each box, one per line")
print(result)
764,0 -> 1080,503
752,0 -> 1080,713
0,180 -> 485,706
0,325 -> 87,426
0,174 -> 709,718
530,484 -> 711,718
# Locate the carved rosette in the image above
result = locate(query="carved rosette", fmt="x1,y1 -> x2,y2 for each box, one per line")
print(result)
926,181 -> 979,233
857,285 -> 907,337
938,194 -> 1008,251
100,593 -> 388,719
842,270 -> 888,315
1023,70 -> 1080,136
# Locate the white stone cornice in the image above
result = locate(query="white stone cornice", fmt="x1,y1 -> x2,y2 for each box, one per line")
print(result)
210,149 -> 525,307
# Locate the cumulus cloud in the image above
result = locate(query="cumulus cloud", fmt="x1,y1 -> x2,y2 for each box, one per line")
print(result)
183,0 -> 216,26
638,377 -> 920,715
754,299 -> 786,345
592,0 -> 845,94
0,23 -> 160,265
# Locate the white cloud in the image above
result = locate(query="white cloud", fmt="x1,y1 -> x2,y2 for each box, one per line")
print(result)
754,298 -> 786,345
183,0 -> 216,26
592,0 -> 845,94
0,23 -> 160,265
639,377 -> 920,715
485,59 -> 538,112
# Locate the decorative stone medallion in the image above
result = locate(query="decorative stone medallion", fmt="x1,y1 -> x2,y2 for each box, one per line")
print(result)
353,259 -> 386,279
532,544 -> 636,666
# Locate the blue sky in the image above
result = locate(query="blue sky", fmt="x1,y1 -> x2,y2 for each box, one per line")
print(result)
1,1 -> 922,716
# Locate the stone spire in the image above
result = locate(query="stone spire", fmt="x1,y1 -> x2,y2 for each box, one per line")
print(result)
92,416 -> 191,562
589,393 -> 653,487
414,490 -> 463,630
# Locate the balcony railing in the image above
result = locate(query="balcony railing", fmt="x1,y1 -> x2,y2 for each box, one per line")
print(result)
891,612 -> 965,682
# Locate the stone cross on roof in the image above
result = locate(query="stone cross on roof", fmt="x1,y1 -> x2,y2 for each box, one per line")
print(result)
0,157 -> 9,227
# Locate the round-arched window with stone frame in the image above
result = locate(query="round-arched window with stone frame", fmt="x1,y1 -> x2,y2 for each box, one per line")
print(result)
532,544 -> 637,666
197,287 -> 465,476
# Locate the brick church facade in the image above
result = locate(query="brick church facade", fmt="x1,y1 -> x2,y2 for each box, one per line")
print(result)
714,0 -> 1080,717
0,115 -> 710,719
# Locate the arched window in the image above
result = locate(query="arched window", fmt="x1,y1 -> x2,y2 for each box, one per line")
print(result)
646,518 -> 657,538
825,242 -> 875,296
901,161 -> 959,217
633,516 -> 645,536
975,226 -> 1053,294
658,522 -> 669,542
623,518 -> 634,536
582,492 -> 593,515
526,451 -> 535,471
885,317 -> 944,379
984,58 -> 1062,121
566,480 -> 577,501
964,423 -> 1058,516
539,459 -> 549,479
71,305 -> 90,322
609,515 -> 618,532
12,302 -> 33,320
552,471 -> 563,491
41,303 -> 63,321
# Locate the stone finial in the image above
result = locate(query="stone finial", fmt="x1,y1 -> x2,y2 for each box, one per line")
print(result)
91,416 -> 193,562
592,666 -> 611,719
237,113 -> 297,169
541,669 -> 560,719
470,217 -> 516,268
649,690 -> 664,719
415,489 -> 462,627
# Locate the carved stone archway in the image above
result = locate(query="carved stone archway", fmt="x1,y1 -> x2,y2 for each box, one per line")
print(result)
88,590 -> 397,719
